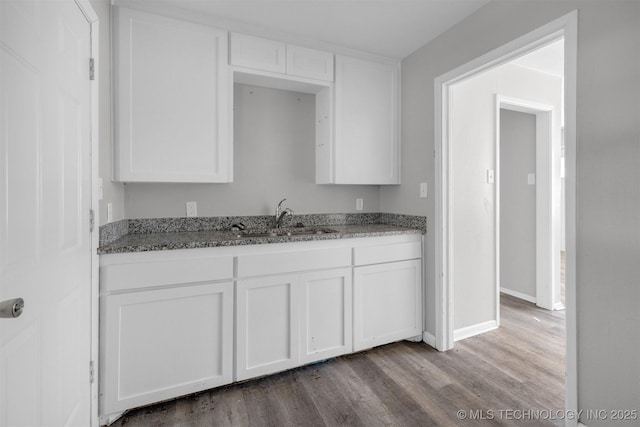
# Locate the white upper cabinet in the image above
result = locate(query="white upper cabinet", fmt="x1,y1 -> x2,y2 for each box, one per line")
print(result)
230,33 -> 286,74
286,44 -> 334,82
230,33 -> 334,82
113,7 -> 232,182
330,55 -> 400,184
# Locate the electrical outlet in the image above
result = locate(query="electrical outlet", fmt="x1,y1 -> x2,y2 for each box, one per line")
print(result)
356,198 -> 364,211
419,182 -> 428,198
107,202 -> 113,223
186,201 -> 197,217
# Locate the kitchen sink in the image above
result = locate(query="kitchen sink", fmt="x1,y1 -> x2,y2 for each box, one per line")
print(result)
236,227 -> 338,238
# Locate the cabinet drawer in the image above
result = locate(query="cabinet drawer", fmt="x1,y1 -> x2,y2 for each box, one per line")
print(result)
237,247 -> 351,277
354,241 -> 421,266
101,255 -> 234,292
230,33 -> 286,73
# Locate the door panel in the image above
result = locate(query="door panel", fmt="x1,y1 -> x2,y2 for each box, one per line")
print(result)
0,1 -> 92,425
236,275 -> 300,380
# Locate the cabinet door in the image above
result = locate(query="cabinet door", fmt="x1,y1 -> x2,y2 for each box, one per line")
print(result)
333,55 -> 400,184
230,33 -> 286,74
286,45 -> 334,82
236,275 -> 300,380
299,268 -> 352,364
114,7 -> 231,182
353,260 -> 422,351
101,282 -> 233,415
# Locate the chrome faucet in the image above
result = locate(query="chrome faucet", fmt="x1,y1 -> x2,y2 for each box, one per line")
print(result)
275,199 -> 294,228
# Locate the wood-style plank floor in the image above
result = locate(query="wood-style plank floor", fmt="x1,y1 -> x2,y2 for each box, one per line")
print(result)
112,294 -> 565,427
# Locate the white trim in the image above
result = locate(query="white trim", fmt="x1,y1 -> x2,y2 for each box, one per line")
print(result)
563,12 -> 579,425
453,320 -> 498,342
553,301 -> 566,311
73,1 -> 100,426
422,331 -> 436,348
500,287 -> 536,304
434,10 -> 578,426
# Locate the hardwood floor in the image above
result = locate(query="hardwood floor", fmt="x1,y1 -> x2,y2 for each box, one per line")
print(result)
111,294 -> 565,427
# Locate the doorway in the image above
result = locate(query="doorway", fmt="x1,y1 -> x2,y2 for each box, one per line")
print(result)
434,10 -> 577,422
497,95 -> 561,313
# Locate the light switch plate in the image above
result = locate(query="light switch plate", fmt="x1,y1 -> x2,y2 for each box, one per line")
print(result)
356,198 -> 364,211
528,173 -> 536,185
98,178 -> 103,200
419,182 -> 428,198
487,169 -> 495,184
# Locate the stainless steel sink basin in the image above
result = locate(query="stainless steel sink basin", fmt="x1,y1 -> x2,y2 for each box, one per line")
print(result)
236,227 -> 338,238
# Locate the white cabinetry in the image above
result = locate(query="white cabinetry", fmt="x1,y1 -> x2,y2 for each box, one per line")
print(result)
353,240 -> 422,351
113,7 -> 231,182
230,33 -> 286,74
236,274 -> 300,380
230,33 -> 334,82
317,55 -> 400,184
300,268 -> 352,364
286,45 -> 335,82
99,234 -> 421,420
100,251 -> 234,418
235,247 -> 351,381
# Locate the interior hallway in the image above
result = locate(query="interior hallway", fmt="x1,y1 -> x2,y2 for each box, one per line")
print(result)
113,294 -> 565,427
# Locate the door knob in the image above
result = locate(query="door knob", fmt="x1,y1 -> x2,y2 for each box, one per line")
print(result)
0,298 -> 24,318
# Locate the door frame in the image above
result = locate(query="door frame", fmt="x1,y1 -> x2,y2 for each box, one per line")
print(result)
496,96 -> 559,316
434,10 -> 578,425
73,1 -> 100,425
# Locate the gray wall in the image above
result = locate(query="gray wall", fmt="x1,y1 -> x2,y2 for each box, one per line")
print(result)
381,0 -> 640,422
500,109 -> 536,299
124,84 -> 380,218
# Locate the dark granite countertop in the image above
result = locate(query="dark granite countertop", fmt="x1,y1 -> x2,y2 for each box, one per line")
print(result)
98,223 -> 424,255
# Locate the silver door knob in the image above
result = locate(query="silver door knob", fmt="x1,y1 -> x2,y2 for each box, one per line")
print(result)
0,298 -> 24,318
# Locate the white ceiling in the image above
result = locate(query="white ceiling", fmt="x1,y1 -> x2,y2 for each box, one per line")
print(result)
511,39 -> 564,77
121,0 -> 491,59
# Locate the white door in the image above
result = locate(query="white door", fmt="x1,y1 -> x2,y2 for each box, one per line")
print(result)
0,1 -> 93,425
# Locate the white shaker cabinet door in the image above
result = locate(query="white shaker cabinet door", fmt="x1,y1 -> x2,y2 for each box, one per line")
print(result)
353,260 -> 422,351
332,55 -> 400,184
101,282 -> 234,415
236,275 -> 300,381
299,268 -> 352,364
286,44 -> 334,82
230,33 -> 287,74
114,7 -> 231,182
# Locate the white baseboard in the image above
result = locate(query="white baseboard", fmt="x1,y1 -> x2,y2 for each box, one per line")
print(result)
500,287 -> 536,304
454,320 -> 498,341
422,331 -> 436,348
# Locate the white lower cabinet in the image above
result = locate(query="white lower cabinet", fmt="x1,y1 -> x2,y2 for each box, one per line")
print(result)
300,268 -> 352,364
99,235 -> 422,420
353,241 -> 422,351
235,267 -> 352,381
101,281 -> 233,415
236,274 -> 300,381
